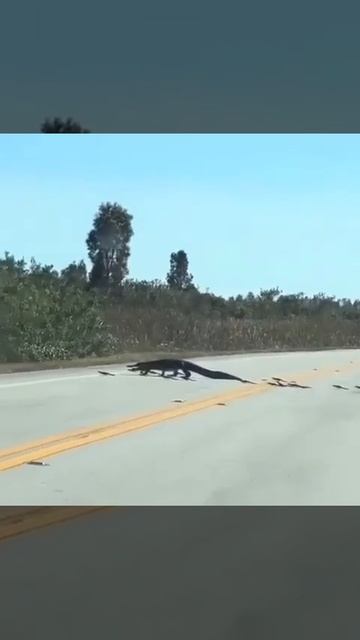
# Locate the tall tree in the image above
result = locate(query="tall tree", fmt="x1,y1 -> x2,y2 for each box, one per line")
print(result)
166,250 -> 194,290
86,202 -> 134,288
41,117 -> 90,133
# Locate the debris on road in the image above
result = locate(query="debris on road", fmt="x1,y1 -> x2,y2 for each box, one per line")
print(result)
27,460 -> 50,466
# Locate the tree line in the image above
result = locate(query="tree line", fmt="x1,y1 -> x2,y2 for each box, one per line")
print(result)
1,197 -> 360,364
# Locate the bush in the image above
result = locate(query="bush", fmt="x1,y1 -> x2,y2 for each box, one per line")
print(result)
1,253 -> 360,363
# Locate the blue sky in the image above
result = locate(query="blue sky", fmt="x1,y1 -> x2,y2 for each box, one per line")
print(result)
1,134 -> 360,300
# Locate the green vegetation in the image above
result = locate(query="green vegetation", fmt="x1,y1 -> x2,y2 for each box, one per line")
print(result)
2,200 -> 360,365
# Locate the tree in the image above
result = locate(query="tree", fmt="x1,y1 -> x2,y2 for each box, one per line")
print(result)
86,202 -> 134,288
28,258 -> 59,280
41,117 -> 90,133
60,260 -> 88,286
166,250 -> 194,290
256,287 -> 282,318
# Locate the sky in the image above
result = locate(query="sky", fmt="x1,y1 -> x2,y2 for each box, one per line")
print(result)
1,134 -> 360,300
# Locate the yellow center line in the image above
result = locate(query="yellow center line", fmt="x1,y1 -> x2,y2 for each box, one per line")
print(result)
0,360 -> 358,473
0,506 -> 112,543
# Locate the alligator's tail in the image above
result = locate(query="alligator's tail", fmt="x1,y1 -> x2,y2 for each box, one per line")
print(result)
183,361 -> 256,384
210,370 -> 257,383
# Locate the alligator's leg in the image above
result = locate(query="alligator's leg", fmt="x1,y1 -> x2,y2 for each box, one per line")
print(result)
182,367 -> 191,380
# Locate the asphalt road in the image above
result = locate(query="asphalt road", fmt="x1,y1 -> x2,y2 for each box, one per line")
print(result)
1,507 -> 360,640
1,350 -> 360,505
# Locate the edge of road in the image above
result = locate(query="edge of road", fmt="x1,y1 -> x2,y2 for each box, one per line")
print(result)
0,346 -> 358,376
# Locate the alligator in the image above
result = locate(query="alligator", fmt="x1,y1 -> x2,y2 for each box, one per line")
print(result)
127,358 -> 256,383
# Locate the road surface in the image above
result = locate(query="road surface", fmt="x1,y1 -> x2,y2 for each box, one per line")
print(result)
1,349 -> 360,505
0,506 -> 359,639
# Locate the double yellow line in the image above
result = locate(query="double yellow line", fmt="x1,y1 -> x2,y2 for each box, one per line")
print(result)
0,359 -> 358,473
